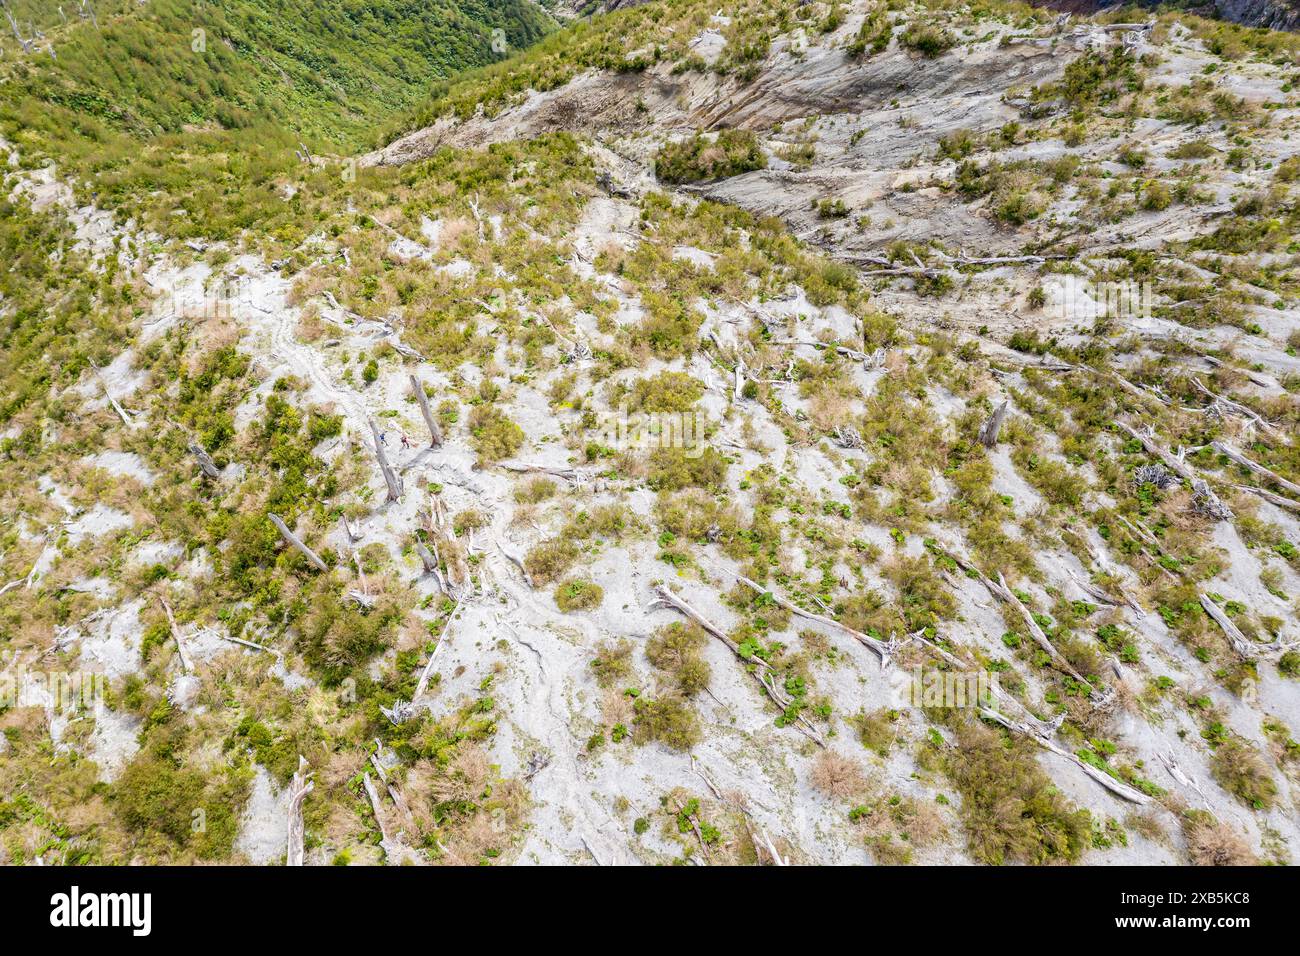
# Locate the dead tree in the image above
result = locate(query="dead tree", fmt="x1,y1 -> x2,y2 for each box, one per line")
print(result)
1191,478 -> 1234,521
1196,595 -> 1300,663
977,400 -> 1009,448
943,551 -> 1095,691
268,513 -> 329,572
339,514 -> 359,545
980,708 -> 1152,804
415,538 -> 438,575
286,757 -> 313,867
692,756 -> 790,865
1192,378 -> 1283,441
370,419 -> 403,502
159,597 -> 193,673
1211,441 -> 1300,498
734,573 -> 894,667
832,423 -> 863,449
651,584 -> 825,747
1118,421 -> 1232,521
369,743 -> 414,825
2,2 -> 32,53
409,375 -> 442,448
188,442 -> 221,480
362,773 -> 421,865
1233,483 -> 1300,513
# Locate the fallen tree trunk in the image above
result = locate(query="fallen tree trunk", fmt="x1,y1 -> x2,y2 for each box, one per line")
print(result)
1118,421 -> 1233,520
269,513 -> 329,572
362,772 -> 420,865
980,708 -> 1153,804
286,756 -> 313,867
369,744 -> 414,825
496,461 -> 589,483
652,584 -> 825,747
1116,421 -> 1195,481
415,539 -> 438,575
159,597 -> 193,674
1199,593 -> 1258,661
691,756 -> 789,866
1233,483 -> 1300,513
409,375 -> 443,448
1211,441 -> 1300,498
188,442 -> 221,479
943,551 -> 1094,690
370,419 -> 403,503
1192,378 -> 1283,441
734,574 -> 894,667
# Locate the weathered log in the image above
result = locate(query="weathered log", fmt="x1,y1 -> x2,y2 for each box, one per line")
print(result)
651,583 -> 825,746
734,574 -> 893,667
1232,483 -> 1300,513
370,419 -> 403,503
268,513 -> 329,572
409,375 -> 442,448
370,743 -> 414,825
944,551 -> 1094,689
415,539 -> 438,575
497,461 -> 587,482
1192,378 -> 1283,441
347,590 -> 376,610
159,597 -> 193,674
1199,593 -> 1258,661
1118,422 -> 1233,520
1211,441 -> 1300,498
381,598 -> 460,723
978,400 -> 1009,448
692,756 -> 789,865
1116,421 -> 1195,481
339,514 -> 359,544
188,442 -> 221,479
980,708 -> 1152,804
286,756 -> 313,867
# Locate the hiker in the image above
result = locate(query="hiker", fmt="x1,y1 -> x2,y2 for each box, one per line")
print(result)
379,431 -> 387,445
400,433 -> 410,450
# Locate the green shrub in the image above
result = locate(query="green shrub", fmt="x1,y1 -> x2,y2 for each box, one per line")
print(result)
554,577 -> 604,612
645,621 -> 711,696
900,23 -> 955,58
654,129 -> 767,183
647,447 -> 728,492
590,639 -> 634,688
633,695 -> 701,750
1210,737 -> 1277,810
468,405 -> 524,461
944,718 -> 1091,865
524,537 -> 580,585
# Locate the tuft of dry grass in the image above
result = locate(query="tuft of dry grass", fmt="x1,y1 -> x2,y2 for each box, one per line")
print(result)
1182,811 -> 1256,866
810,750 -> 869,801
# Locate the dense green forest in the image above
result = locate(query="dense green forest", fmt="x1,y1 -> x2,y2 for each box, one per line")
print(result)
0,0 -> 554,220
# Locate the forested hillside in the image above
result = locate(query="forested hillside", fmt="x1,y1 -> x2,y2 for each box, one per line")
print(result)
0,0 -> 554,221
